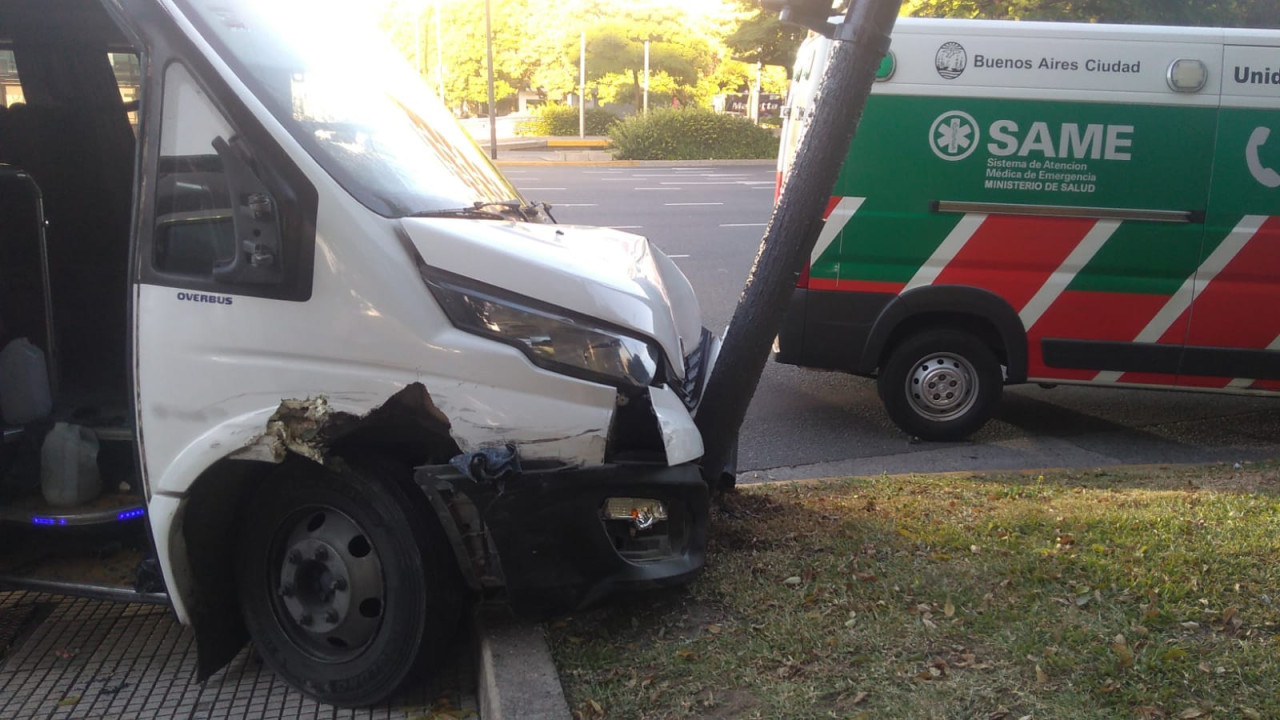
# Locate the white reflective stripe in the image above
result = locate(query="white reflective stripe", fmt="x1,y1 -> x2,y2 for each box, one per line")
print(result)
904,213 -> 987,292
1132,214 -> 1266,344
1020,219 -> 1120,330
811,196 -> 865,268
1091,215 -> 1268,384
1229,333 -> 1280,388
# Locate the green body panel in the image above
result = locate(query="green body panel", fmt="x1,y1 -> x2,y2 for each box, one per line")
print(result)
824,94 -> 1218,293
1203,108 -> 1280,250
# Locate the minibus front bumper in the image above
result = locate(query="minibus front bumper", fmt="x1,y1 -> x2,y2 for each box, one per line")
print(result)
415,460 -> 710,616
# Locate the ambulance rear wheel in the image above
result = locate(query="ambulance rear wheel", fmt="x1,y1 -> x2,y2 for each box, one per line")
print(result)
878,329 -> 1002,441
237,459 -> 460,706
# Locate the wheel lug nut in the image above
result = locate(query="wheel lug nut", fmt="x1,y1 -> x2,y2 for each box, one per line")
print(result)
314,547 -> 329,561
300,614 -> 313,627
279,582 -> 294,598
326,610 -> 339,624
332,578 -> 347,592
287,550 -> 302,564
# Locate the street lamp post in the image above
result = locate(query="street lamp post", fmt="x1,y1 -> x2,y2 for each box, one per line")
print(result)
579,31 -> 586,139
435,0 -> 444,104
643,40 -> 649,115
484,0 -> 497,159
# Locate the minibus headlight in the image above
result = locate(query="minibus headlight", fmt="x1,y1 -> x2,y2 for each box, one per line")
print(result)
426,274 -> 663,388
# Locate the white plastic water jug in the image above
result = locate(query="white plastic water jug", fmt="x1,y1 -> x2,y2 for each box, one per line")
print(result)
41,422 -> 102,507
0,338 -> 51,425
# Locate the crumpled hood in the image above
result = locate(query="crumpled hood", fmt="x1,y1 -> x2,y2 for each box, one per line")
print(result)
402,217 -> 703,379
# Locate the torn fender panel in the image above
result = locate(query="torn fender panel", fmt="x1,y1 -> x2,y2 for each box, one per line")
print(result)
229,383 -> 460,467
428,381 -> 615,466
649,386 -> 704,466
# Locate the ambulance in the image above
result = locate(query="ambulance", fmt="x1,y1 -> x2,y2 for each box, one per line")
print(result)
774,17 -> 1280,441
0,0 -> 716,706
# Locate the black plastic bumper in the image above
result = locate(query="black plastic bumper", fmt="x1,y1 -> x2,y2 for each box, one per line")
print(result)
415,462 -> 710,617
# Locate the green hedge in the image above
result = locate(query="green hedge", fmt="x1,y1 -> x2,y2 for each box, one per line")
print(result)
518,105 -> 618,136
608,109 -> 780,161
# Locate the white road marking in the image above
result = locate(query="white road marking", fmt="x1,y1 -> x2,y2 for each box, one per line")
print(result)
665,202 -> 724,206
519,187 -> 566,191
721,223 -> 767,228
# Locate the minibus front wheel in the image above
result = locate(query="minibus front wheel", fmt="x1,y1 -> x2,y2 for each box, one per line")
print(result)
877,328 -> 1002,441
237,458 -> 460,706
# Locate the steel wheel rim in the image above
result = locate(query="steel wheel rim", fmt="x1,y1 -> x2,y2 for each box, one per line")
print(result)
268,505 -> 386,663
904,351 -> 978,422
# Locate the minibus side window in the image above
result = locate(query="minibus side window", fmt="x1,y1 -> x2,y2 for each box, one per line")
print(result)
153,62 -> 236,277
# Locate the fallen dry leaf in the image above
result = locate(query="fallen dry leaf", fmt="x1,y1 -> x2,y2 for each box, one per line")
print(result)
1113,635 -> 1134,668
1036,664 -> 1048,683
851,691 -> 868,705
1178,709 -> 1206,719
944,599 -> 955,618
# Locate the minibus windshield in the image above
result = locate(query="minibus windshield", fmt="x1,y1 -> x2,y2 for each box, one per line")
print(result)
175,0 -> 522,218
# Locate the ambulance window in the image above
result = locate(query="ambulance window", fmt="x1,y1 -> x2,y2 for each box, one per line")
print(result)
153,62 -> 236,277
109,53 -> 141,131
0,50 -> 21,107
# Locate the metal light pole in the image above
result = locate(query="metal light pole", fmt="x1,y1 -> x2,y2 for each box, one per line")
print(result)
435,0 -> 444,104
694,0 -> 905,488
752,59 -> 762,124
643,40 -> 650,115
415,10 -> 423,77
579,31 -> 586,139
484,0 -> 497,159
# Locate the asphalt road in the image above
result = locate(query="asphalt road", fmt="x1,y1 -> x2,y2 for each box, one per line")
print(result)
505,162 -> 1280,481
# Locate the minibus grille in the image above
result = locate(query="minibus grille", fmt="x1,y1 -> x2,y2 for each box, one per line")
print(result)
675,328 -> 713,412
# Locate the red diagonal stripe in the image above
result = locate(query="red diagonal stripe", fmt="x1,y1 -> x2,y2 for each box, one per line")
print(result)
823,196 -> 842,220
1151,216 -> 1280,389
1182,216 -> 1280,350
931,216 -> 1097,312
1026,290 -> 1172,382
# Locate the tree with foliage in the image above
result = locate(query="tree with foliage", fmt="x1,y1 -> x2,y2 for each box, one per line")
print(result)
902,0 -> 1279,26
723,0 -> 810,76
380,0 -> 786,115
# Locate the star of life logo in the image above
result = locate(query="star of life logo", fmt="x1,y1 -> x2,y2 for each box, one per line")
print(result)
929,111 -> 980,161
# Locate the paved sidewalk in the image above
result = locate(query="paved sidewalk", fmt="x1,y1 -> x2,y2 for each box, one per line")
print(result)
0,592 -> 477,719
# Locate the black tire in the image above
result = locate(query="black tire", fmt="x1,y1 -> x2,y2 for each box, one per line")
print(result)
877,328 -> 1003,441
237,459 -> 459,706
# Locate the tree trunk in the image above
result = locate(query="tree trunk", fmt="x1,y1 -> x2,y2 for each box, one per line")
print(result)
694,0 -> 904,489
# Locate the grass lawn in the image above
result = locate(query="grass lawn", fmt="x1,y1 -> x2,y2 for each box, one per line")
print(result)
547,462 -> 1280,720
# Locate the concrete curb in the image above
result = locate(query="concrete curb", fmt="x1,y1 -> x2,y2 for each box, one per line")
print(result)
477,619 -> 572,720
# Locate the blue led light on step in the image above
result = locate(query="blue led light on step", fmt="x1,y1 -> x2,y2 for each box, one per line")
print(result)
31,516 -> 68,526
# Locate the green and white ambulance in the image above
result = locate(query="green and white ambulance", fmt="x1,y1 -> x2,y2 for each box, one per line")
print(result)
774,17 -> 1280,441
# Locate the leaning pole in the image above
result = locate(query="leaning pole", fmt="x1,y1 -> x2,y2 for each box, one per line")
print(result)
695,0 -> 905,489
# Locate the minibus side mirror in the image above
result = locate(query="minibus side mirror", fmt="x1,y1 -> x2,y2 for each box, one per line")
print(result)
211,135 -> 283,285
760,0 -> 840,37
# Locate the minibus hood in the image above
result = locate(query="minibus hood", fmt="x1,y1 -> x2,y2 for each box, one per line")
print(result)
402,218 -> 703,379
